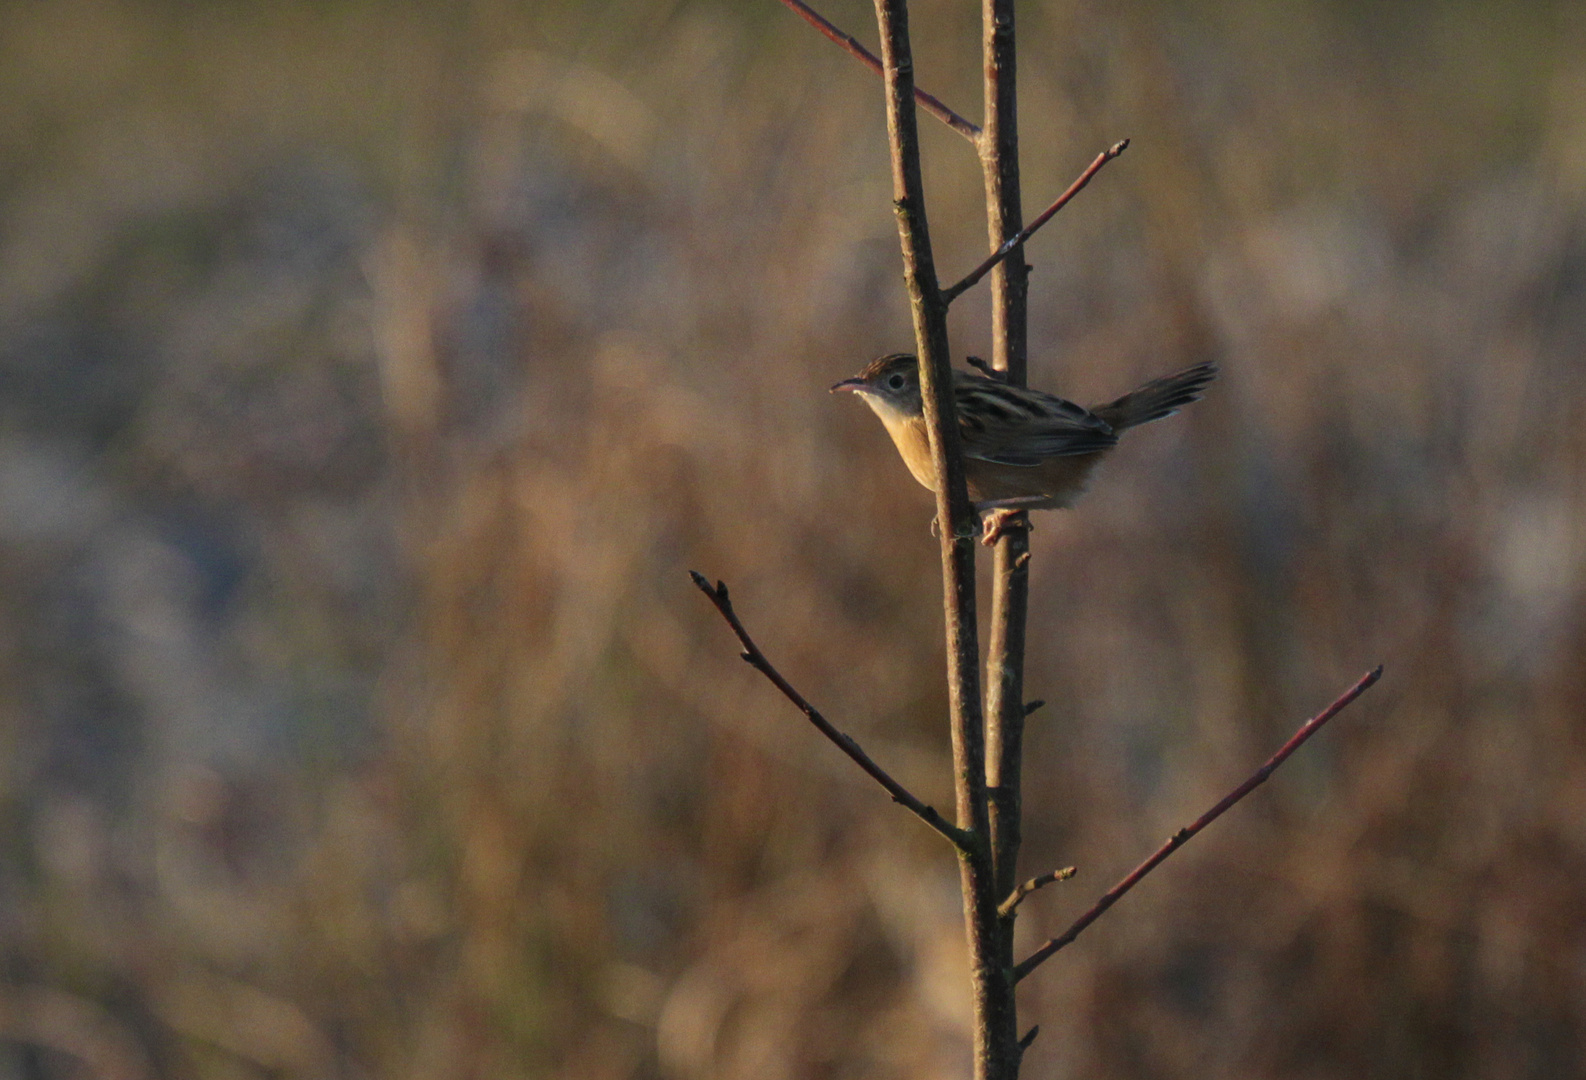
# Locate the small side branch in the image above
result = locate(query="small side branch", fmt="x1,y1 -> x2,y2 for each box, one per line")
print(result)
1015,666 -> 1383,983
690,572 -> 974,852
943,139 -> 1130,304
998,865 -> 1076,918
775,0 -> 982,142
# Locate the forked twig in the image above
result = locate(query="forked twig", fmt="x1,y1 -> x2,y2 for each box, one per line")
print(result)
1014,666 -> 1383,982
691,572 -> 974,852
942,140 -> 1130,304
775,0 -> 982,142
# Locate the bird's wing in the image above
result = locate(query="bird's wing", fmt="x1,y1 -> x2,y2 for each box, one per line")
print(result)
953,374 -> 1117,466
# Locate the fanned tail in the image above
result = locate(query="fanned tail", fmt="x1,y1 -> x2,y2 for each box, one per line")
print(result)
1092,362 -> 1218,432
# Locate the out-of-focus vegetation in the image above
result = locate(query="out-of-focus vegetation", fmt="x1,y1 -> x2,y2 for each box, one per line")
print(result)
1,0 -> 1583,1076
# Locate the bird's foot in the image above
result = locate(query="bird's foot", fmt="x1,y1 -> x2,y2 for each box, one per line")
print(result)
980,508 -> 1032,546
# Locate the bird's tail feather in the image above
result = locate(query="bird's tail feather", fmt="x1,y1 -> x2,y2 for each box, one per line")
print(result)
1092,363 -> 1218,431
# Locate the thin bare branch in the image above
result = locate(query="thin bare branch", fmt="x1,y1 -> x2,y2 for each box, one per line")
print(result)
943,139 -> 1130,304
690,572 -> 973,852
872,3 -> 1004,1075
1023,699 -> 1045,717
997,865 -> 1076,918
1017,1025 -> 1040,1054
1015,666 -> 1384,982
775,0 -> 982,142
870,0 -> 988,844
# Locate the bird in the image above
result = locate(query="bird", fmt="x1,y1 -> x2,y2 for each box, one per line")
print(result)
831,353 -> 1217,544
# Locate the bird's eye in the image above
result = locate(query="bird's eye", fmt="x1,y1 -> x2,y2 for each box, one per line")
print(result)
887,373 -> 906,390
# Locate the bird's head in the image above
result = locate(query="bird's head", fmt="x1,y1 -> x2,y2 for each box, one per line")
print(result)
830,353 -> 923,421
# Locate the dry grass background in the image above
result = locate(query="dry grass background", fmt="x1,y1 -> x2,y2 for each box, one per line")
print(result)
2,0 -> 1584,1077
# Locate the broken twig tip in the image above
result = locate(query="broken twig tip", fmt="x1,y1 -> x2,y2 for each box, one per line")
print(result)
1024,699 -> 1045,716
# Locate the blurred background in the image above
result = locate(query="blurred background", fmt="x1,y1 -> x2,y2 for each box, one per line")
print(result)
2,0 -> 1584,1077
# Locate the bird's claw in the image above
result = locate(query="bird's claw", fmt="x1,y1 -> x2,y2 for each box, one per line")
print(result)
980,508 -> 1032,546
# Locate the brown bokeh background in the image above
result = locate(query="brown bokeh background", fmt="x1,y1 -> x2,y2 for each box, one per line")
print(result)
3,0 -> 1584,1077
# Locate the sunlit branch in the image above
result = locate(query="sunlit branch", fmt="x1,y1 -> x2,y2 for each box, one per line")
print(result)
1014,666 -> 1383,982
774,0 -> 981,142
943,139 -> 1130,304
691,572 -> 973,851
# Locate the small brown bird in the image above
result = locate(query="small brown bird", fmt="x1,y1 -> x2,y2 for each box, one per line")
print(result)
832,353 -> 1217,543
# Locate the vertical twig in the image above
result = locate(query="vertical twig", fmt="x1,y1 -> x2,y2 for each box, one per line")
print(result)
870,2 -> 1001,1077
978,0 -> 1030,1075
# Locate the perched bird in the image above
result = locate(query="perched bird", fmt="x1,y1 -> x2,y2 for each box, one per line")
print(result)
832,353 -> 1217,544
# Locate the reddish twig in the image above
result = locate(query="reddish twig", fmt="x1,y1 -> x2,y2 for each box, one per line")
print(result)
774,0 -> 982,142
942,139 -> 1130,304
1014,666 -> 1383,982
690,572 -> 973,851
998,865 -> 1076,918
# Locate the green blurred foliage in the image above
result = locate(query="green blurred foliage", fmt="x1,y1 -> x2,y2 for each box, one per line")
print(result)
1,0 -> 1584,1077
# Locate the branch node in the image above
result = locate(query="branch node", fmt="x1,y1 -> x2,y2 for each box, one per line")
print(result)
1024,700 -> 1045,717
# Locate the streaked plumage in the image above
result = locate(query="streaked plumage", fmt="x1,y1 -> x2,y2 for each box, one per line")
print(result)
832,353 -> 1216,541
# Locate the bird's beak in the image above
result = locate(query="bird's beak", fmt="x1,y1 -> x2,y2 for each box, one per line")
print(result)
830,377 -> 866,393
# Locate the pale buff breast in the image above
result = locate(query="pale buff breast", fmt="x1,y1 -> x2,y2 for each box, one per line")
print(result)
879,412 -> 1105,509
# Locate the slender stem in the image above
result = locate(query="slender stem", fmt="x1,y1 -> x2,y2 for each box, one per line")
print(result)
1015,667 -> 1383,982
690,573 -> 973,851
775,0 -> 982,142
943,139 -> 1130,304
873,3 -> 999,1078
979,3 -> 1028,1074
871,0 -> 987,843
